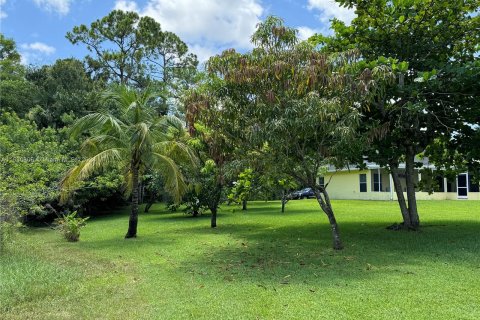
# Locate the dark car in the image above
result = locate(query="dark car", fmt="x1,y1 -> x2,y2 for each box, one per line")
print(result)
287,187 -> 315,200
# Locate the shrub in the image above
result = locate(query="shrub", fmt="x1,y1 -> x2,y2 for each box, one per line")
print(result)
0,196 -> 21,253
55,211 -> 89,242
0,217 -> 17,253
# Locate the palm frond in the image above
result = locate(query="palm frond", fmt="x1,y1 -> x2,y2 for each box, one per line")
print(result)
135,122 -> 152,151
70,113 -> 126,139
153,140 -> 199,168
64,84 -> 191,211
102,85 -> 137,112
152,153 -> 188,203
162,115 -> 185,131
81,135 -> 128,155
60,148 -> 126,203
151,115 -> 188,141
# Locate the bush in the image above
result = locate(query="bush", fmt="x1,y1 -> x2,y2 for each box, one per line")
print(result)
0,196 -> 21,253
0,218 -> 17,253
55,211 -> 89,242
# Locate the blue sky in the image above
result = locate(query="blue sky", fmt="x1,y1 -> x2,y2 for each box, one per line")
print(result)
0,0 -> 354,66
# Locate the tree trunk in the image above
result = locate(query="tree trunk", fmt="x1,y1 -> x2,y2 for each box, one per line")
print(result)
209,183 -> 222,228
144,201 -> 154,213
125,166 -> 139,238
210,207 -> 217,228
389,161 -> 411,227
405,147 -> 420,229
144,190 -> 160,213
242,199 -> 247,211
313,187 -> 343,250
281,190 -> 286,213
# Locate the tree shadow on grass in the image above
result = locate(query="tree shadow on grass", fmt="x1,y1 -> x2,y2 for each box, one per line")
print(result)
172,218 -> 480,286
77,201 -> 480,287
147,206 -> 318,224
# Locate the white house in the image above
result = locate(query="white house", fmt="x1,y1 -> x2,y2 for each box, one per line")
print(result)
321,159 -> 479,201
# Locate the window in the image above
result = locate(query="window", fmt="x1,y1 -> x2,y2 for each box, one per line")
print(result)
359,174 -> 367,192
372,172 -> 382,192
435,176 -> 445,192
319,177 -> 325,188
468,175 -> 479,192
447,179 -> 457,192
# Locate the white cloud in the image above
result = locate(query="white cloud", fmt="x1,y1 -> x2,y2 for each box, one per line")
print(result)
297,26 -> 320,41
20,53 -> 32,65
188,43 -> 226,65
114,0 -> 264,62
114,0 -> 139,12
20,42 -> 56,65
33,0 -> 72,16
142,0 -> 263,48
21,42 -> 56,55
307,0 -> 355,25
1,0 -> 7,19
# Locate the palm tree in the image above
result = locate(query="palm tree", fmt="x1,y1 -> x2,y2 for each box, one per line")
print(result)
61,85 -> 196,238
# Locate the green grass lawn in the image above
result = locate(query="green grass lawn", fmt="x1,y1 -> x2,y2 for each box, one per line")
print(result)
1,200 -> 479,319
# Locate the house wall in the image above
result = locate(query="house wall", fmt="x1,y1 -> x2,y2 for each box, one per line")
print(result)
323,170 -> 480,201
325,170 -> 392,200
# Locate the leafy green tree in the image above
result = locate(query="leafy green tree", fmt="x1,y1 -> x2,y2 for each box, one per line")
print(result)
66,10 -> 145,85
66,10 -> 198,91
230,147 -> 300,211
423,59 -> 480,182
0,33 -> 22,80
0,34 -> 41,117
61,85 -> 196,238
187,120 -> 232,228
183,85 -> 236,228
0,34 -> 20,61
68,169 -> 127,216
277,177 -> 298,213
143,173 -> 164,213
228,168 -> 255,211
312,0 -> 480,229
182,159 -> 222,219
0,112 -> 76,219
26,58 -> 99,128
197,17 -> 388,249
139,18 -> 199,96
0,79 -> 41,117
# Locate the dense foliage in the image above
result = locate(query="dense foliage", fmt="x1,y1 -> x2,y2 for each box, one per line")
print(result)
0,8 -> 201,240
0,113 -> 74,218
0,3 -> 478,248
311,0 -> 480,228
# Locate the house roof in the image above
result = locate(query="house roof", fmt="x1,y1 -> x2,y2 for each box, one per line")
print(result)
327,157 -> 436,172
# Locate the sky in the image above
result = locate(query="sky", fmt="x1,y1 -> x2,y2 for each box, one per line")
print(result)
0,0 -> 354,66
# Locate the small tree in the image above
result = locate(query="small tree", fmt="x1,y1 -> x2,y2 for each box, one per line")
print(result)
312,0 -> 480,229
61,85 -> 196,238
183,87 -> 235,228
56,211 -> 89,242
197,17 -> 388,249
228,168 -> 255,211
277,178 -> 298,213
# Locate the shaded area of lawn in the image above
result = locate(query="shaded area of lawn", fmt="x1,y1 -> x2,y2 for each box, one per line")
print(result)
1,200 -> 479,319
